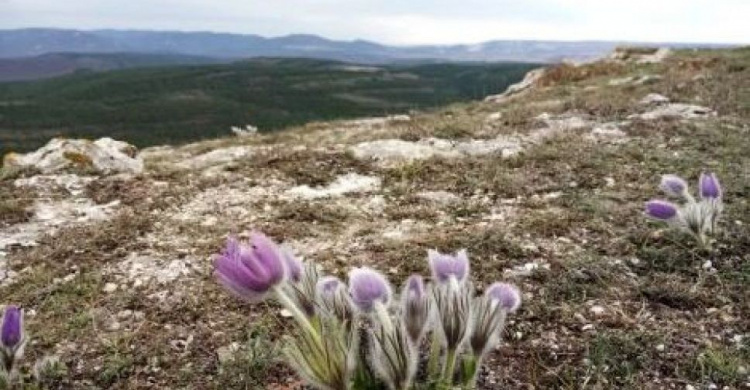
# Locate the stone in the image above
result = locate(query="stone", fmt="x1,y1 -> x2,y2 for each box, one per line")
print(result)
630,103 -> 716,120
590,122 -> 628,141
589,306 -> 605,316
285,173 -> 382,199
349,136 -> 522,165
230,124 -> 258,137
609,47 -> 671,64
640,93 -> 670,106
417,191 -> 460,205
3,137 -> 143,175
485,68 -> 545,103
177,146 -> 255,170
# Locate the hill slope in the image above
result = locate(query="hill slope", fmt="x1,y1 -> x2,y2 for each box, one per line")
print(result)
0,47 -> 748,389
0,58 -> 539,157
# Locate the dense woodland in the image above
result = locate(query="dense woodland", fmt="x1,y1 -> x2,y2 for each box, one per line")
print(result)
0,58 -> 539,157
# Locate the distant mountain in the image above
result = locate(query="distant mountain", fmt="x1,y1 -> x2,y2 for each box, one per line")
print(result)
3,28 -> 720,65
0,52 -> 229,82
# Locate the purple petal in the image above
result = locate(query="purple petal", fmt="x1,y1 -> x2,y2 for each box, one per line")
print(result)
214,256 -> 271,300
645,200 -> 678,220
699,172 -> 721,200
250,232 -> 286,285
280,245 -> 303,283
1,305 -> 23,349
428,249 -> 469,284
486,283 -> 522,313
223,236 -> 241,259
348,267 -> 391,312
660,174 -> 688,197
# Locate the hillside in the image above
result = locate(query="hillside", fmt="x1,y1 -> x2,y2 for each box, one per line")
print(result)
0,52 -> 229,82
0,47 -> 748,389
0,58 -> 539,157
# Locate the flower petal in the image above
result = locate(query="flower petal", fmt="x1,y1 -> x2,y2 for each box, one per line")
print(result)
645,200 -> 678,220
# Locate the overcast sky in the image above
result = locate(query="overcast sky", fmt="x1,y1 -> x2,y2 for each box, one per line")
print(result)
1,0 -> 748,45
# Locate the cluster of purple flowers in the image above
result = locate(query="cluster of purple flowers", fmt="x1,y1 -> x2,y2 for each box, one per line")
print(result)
645,172 -> 723,247
214,232 -> 521,389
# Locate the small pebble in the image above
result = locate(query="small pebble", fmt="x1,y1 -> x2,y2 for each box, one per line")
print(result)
589,306 -> 605,316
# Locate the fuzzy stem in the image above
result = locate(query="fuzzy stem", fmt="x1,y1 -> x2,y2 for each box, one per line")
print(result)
373,301 -> 393,335
274,286 -> 321,344
426,332 -> 442,379
442,348 -> 457,384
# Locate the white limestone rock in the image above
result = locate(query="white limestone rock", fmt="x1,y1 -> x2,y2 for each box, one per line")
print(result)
3,137 -> 143,175
639,93 -> 670,106
630,103 -> 716,120
286,173 -> 382,199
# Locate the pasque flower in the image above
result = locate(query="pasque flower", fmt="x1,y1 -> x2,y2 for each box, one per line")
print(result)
401,275 -> 431,344
349,268 -> 392,313
1,305 -> 25,373
660,174 -> 690,199
213,233 -> 287,302
645,172 -> 724,247
317,276 -> 355,324
486,283 -> 522,313
699,172 -> 721,200
428,249 -> 469,284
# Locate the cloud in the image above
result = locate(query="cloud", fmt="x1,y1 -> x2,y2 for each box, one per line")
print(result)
1,0 -> 747,44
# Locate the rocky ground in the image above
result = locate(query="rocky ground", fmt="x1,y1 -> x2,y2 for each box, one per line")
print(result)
1,47 -> 749,389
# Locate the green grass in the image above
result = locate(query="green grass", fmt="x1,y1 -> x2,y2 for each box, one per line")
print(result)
0,58 -> 539,157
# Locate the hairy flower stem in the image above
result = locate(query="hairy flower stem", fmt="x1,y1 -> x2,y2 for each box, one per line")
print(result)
427,332 -> 442,379
374,301 -> 394,335
274,286 -> 321,345
442,348 -> 458,385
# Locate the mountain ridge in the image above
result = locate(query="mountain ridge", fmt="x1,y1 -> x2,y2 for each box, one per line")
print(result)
2,28 -> 734,64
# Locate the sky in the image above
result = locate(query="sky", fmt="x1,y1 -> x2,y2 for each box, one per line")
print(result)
1,0 -> 748,45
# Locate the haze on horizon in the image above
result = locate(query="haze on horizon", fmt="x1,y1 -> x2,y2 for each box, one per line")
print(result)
1,0 -> 748,46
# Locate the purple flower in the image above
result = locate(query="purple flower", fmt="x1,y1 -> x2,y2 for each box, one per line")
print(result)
1,306 -> 23,351
348,267 -> 392,312
486,283 -> 522,313
317,276 -> 355,323
402,275 -> 431,343
645,200 -> 678,221
405,275 -> 426,300
660,174 -> 688,198
428,249 -> 470,284
281,245 -> 303,283
318,276 -> 343,296
213,232 -> 287,302
699,172 -> 721,200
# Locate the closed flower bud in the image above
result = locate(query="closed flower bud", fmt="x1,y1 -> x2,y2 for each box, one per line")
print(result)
486,282 -> 522,313
1,305 -> 25,373
317,276 -> 355,323
660,174 -> 689,199
645,200 -> 678,221
699,172 -> 721,200
401,275 -> 431,344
